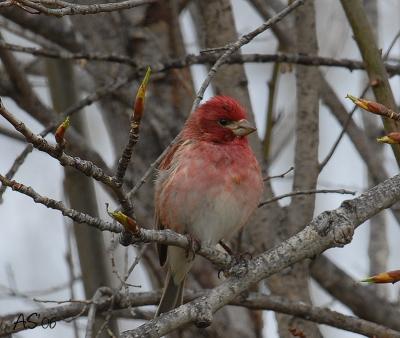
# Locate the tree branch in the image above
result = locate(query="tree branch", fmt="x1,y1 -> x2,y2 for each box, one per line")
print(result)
7,0 -> 156,17
311,255 -> 400,331
0,143 -> 33,203
0,174 -> 122,234
1,290 -> 399,338
340,0 -> 400,164
0,99 -> 135,215
0,173 -> 231,268
259,189 -> 355,207
4,39 -> 400,75
121,173 -> 400,337
0,100 -> 116,189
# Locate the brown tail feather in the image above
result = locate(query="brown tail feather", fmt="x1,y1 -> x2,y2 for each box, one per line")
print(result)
155,270 -> 185,317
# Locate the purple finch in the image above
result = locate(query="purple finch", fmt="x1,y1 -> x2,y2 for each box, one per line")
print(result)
155,96 -> 263,316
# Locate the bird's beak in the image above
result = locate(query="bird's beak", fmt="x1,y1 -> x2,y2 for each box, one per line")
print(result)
228,119 -> 257,137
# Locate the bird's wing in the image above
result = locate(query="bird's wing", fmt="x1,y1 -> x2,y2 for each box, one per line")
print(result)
154,139 -> 185,266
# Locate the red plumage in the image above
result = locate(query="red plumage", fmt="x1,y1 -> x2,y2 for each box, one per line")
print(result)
155,96 -> 263,316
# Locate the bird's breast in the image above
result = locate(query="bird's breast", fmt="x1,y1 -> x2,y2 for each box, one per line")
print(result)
155,141 -> 262,244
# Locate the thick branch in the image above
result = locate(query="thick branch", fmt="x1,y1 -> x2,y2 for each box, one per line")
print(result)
311,255 -> 400,331
121,173 -> 400,337
1,291 -> 399,338
3,167 -> 400,336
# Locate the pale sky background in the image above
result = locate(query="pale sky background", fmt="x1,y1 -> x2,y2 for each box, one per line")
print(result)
1,1 -> 400,337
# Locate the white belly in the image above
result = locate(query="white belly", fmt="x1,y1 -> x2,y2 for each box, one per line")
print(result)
185,189 -> 250,245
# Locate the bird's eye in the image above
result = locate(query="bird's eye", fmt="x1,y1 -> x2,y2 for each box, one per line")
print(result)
218,119 -> 230,126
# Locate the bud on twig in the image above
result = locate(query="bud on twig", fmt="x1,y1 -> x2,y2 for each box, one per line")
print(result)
106,203 -> 139,235
133,66 -> 151,123
346,94 -> 400,121
55,116 -> 70,145
114,66 -> 152,184
360,269 -> 400,284
376,132 -> 400,144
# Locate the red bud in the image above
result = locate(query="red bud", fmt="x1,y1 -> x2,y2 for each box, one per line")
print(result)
55,116 -> 70,144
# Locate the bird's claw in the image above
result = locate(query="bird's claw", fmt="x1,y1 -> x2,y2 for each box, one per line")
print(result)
235,251 -> 253,261
228,250 -> 253,266
217,269 -> 226,279
185,234 -> 200,260
218,239 -> 233,255
218,251 -> 252,279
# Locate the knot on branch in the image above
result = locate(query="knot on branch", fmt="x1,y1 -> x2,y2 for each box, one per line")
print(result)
119,230 -> 135,246
312,209 -> 354,247
92,286 -> 114,305
191,298 -> 213,328
223,253 -> 252,279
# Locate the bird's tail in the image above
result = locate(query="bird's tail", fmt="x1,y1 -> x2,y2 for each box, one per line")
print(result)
155,269 -> 185,317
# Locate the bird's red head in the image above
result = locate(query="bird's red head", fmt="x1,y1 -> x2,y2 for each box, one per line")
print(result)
184,96 -> 257,143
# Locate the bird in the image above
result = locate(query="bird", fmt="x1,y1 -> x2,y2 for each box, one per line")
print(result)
154,95 -> 263,316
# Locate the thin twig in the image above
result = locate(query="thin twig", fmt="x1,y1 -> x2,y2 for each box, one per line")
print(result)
41,76 -> 131,135
0,144 -> 33,203
118,247 -> 144,290
0,125 -> 25,143
115,68 -> 150,184
0,278 -> 81,300
0,99 -> 135,214
0,127 -> 51,203
319,86 -> 368,171
0,16 -> 59,51
95,294 -> 116,338
0,102 -> 114,187
85,295 -> 99,338
341,0 -> 400,165
263,166 -> 294,181
13,0 -> 156,17
259,189 -> 356,207
85,288 -> 113,338
263,58 -> 280,160
0,174 -> 123,233
33,298 -> 91,304
64,222 -> 80,338
5,38 -> 400,74
0,34 -> 115,190
114,118 -> 142,184
191,0 -> 304,112
319,28 -> 400,171
109,234 -> 128,287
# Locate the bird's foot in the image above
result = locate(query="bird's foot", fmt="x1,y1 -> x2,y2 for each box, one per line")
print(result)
218,251 -> 252,279
218,239 -> 233,255
218,240 -> 252,261
234,251 -> 253,262
185,234 -> 200,260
